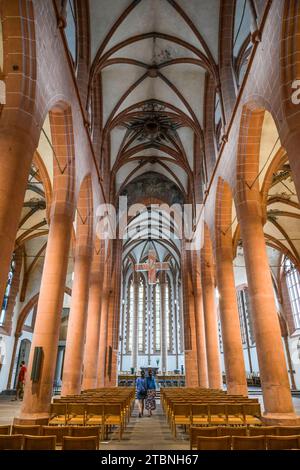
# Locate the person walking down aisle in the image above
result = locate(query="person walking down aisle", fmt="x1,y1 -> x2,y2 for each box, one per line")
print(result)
136,370 -> 147,418
145,369 -> 156,417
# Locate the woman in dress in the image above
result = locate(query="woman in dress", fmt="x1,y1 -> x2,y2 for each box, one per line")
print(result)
136,370 -> 147,418
145,369 -> 156,416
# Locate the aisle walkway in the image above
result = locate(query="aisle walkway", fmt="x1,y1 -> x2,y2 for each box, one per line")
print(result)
102,401 -> 189,450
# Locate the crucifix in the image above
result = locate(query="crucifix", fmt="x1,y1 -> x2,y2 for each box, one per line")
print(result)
135,250 -> 169,284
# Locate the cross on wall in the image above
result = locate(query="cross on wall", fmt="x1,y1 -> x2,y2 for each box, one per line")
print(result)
134,250 -> 169,284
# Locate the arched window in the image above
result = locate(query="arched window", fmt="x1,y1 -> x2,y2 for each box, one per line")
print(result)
214,91 -> 222,151
65,0 -> 77,65
233,0 -> 253,88
0,254 -> 16,326
138,278 -> 145,352
126,278 -> 134,353
155,280 -> 161,351
284,258 -> 300,330
236,286 -> 255,346
165,281 -> 170,350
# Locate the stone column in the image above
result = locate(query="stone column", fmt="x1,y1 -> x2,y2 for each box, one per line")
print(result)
17,210 -> 73,423
97,290 -> 109,387
184,287 -> 199,387
194,289 -> 209,387
61,235 -> 92,396
0,131 -> 35,307
192,251 -> 208,387
160,280 -> 168,374
131,279 -> 139,372
201,248 -> 222,389
182,249 -> 199,387
215,231 -> 248,396
238,200 -> 298,422
82,246 -> 103,390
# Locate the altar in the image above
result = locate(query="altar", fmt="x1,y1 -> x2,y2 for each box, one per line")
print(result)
140,366 -> 159,377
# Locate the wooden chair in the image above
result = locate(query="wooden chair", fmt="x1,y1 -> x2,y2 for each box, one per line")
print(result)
226,404 -> 244,426
172,404 -> 191,438
242,404 -> 262,426
232,435 -> 266,450
248,426 -> 277,436
217,426 -> 247,437
42,425 -> 70,445
190,426 -> 218,450
85,404 -> 105,439
266,435 -> 300,450
69,426 -> 100,439
0,425 -> 11,435
209,404 -> 227,426
12,425 -> 41,436
62,436 -> 98,450
23,435 -> 56,450
197,436 -> 231,450
0,434 -> 23,450
190,404 -> 209,426
67,403 -> 86,426
104,404 -> 123,440
48,403 -> 67,426
276,426 -> 300,436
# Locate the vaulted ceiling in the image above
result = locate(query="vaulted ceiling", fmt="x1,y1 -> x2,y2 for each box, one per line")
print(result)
84,0 -> 253,265
88,0 -> 223,205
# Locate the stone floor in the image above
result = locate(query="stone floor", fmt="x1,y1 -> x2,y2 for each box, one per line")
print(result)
102,402 -> 189,450
1,395 -> 300,450
0,399 -> 188,450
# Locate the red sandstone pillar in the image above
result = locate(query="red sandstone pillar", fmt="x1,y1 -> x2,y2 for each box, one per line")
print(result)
182,248 -> 199,386
97,290 -> 109,387
238,200 -> 298,422
201,251 -> 222,389
62,239 -> 92,396
0,131 -> 35,307
192,251 -> 208,387
17,210 -> 73,422
82,247 -> 104,390
194,288 -> 209,387
184,289 -> 199,387
215,234 -> 248,396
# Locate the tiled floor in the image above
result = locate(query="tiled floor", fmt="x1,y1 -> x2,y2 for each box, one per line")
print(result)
0,395 -> 300,450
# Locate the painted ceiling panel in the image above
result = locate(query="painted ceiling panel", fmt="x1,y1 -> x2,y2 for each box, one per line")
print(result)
109,37 -> 200,62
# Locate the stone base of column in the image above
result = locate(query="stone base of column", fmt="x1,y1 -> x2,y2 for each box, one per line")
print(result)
14,413 -> 49,425
261,413 -> 300,426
